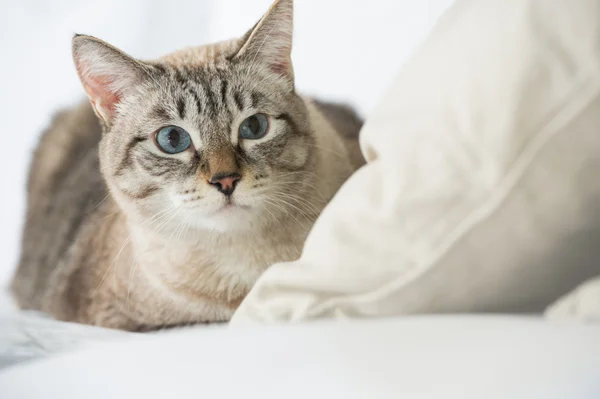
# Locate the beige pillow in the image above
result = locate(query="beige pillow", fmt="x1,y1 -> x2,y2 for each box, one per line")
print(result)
231,0 -> 600,325
546,277 -> 600,322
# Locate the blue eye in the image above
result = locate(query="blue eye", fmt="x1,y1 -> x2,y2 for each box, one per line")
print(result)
155,126 -> 191,154
239,113 -> 269,140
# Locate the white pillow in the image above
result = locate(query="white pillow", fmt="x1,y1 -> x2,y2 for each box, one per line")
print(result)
546,277 -> 600,322
231,0 -> 600,325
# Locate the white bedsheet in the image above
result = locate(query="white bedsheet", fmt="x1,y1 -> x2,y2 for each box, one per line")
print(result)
0,316 -> 599,399
0,310 -> 129,370
0,288 -> 127,370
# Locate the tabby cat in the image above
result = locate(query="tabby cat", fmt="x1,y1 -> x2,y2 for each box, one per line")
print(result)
11,0 -> 363,331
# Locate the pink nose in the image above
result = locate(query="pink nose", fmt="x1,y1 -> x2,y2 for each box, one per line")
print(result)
209,173 -> 241,196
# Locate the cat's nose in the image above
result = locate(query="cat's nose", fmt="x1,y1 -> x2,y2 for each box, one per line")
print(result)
209,172 -> 241,196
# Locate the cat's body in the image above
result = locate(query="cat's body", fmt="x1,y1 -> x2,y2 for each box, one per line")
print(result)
11,0 -> 363,330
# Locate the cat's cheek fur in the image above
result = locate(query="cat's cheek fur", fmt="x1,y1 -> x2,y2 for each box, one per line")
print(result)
278,137 -> 310,170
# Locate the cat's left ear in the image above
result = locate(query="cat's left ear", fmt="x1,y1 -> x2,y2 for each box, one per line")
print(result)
235,0 -> 294,83
72,35 -> 150,126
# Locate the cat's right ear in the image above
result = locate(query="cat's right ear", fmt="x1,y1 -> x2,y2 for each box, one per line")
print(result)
234,0 -> 294,83
72,35 -> 148,126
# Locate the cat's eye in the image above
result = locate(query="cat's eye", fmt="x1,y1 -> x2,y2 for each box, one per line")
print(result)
239,113 -> 269,140
155,126 -> 192,154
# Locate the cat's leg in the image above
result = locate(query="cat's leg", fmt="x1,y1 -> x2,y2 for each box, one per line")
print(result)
545,277 -> 600,322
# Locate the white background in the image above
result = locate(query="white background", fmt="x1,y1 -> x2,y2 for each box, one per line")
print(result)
0,0 -> 453,287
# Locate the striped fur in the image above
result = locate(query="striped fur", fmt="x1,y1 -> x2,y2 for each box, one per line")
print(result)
11,0 -> 364,330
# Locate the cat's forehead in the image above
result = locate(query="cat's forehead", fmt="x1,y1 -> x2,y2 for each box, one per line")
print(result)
127,38 -> 288,139
158,39 -> 242,66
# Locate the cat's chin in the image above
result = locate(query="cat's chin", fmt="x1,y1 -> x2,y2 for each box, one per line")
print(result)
184,205 -> 260,233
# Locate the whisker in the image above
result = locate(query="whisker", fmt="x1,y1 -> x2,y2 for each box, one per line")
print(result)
141,205 -> 178,228
273,180 -> 328,201
98,210 -> 120,220
152,207 -> 181,236
259,201 -> 282,226
263,198 -> 310,232
270,197 -> 316,223
268,192 -> 323,216
98,206 -> 177,294
126,254 -> 140,310
95,234 -> 132,294
88,194 -> 110,212
161,216 -> 185,264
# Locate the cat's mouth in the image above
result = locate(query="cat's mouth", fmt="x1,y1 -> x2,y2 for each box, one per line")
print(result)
182,196 -> 252,217
213,199 -> 251,214
222,202 -> 250,210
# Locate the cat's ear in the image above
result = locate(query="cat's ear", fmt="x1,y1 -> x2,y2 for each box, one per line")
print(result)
235,0 -> 294,82
72,35 -> 149,125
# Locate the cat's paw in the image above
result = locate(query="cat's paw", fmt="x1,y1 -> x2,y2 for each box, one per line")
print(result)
545,277 -> 600,323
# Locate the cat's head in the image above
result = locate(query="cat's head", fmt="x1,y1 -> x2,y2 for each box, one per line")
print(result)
73,0 -> 319,233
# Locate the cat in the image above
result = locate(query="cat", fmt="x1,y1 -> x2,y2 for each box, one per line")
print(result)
10,0 -> 363,331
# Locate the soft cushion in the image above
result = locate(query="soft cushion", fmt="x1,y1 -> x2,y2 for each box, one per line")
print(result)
546,277 -> 600,322
231,0 -> 600,325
